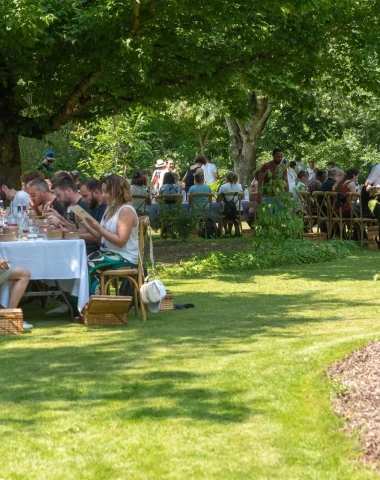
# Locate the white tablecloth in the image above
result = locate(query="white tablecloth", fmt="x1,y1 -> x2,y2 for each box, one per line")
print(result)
0,239 -> 89,311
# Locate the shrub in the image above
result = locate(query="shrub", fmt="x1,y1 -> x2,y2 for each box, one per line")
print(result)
156,239 -> 357,276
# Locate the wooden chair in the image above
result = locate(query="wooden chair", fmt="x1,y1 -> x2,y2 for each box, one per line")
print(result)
217,191 -> 243,237
131,194 -> 148,215
312,191 -> 329,237
188,193 -> 214,216
324,191 -> 344,239
155,194 -> 183,238
298,191 -> 314,233
346,192 -> 377,245
99,215 -> 149,321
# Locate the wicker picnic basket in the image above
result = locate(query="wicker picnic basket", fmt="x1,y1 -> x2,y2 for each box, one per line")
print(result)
159,290 -> 175,311
303,233 -> 327,242
82,295 -> 132,326
367,226 -> 378,241
368,240 -> 379,250
0,309 -> 23,335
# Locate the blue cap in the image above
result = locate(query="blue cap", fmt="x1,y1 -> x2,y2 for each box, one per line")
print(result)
44,151 -> 54,159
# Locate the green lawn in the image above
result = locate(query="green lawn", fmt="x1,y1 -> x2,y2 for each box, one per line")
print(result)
1,250 -> 380,479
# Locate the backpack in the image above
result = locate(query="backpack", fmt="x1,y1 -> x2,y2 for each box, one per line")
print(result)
198,218 -> 219,239
221,193 -> 238,221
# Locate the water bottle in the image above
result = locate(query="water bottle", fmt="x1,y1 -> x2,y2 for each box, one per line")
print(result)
244,185 -> 249,201
0,200 -> 3,211
7,206 -> 17,227
182,190 -> 187,202
22,204 -> 28,216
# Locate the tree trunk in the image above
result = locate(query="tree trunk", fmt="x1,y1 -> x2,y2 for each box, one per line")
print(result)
0,132 -> 22,188
225,91 -> 271,186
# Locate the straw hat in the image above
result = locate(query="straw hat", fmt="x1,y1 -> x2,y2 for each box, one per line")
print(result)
155,159 -> 166,168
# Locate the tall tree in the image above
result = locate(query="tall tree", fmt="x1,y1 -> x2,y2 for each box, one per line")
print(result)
1,0 -> 377,185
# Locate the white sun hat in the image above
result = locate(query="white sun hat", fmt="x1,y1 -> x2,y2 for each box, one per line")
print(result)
155,159 -> 166,168
140,280 -> 166,313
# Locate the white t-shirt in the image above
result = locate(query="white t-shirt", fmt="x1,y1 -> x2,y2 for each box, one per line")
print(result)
366,164 -> 380,187
218,183 -> 243,211
307,168 -> 315,181
287,168 -> 297,190
202,163 -> 218,184
11,190 -> 30,213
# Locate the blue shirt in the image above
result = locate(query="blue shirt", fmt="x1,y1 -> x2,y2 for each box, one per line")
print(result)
188,184 -> 212,210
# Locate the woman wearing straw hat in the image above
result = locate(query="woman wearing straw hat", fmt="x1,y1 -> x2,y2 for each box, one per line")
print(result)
151,159 -> 166,193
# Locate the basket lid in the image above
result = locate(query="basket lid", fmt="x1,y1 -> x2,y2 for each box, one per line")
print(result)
85,296 -> 132,314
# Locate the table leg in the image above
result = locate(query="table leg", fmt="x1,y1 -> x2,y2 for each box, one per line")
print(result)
54,280 -> 75,322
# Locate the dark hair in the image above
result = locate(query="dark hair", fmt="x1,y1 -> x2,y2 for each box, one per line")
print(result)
29,178 -> 50,192
336,168 -> 359,192
194,154 -> 207,165
194,171 -> 205,184
131,171 -> 147,186
345,168 -> 359,179
315,169 -> 326,180
297,170 -> 307,180
80,177 -> 101,191
272,148 -> 283,156
21,171 -> 44,184
289,161 -> 296,168
327,161 -> 335,167
51,171 -> 74,184
52,175 -> 77,192
163,172 -> 175,185
0,176 -> 13,189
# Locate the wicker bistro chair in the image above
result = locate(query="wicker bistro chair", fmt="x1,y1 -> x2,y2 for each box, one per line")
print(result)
155,194 -> 183,238
99,215 -> 149,322
311,191 -> 329,236
216,191 -> 244,237
131,194 -> 148,215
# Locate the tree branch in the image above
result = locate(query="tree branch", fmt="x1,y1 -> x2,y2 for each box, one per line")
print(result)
130,0 -> 141,36
48,71 -> 102,132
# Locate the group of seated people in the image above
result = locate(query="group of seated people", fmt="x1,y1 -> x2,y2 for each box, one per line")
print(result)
0,171 -> 141,325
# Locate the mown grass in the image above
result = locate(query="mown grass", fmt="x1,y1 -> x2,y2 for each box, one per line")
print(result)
0,249 -> 379,479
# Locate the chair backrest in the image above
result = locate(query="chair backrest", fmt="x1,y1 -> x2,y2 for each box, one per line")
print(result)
132,194 -> 148,215
345,192 -> 361,220
298,191 -> 311,214
137,215 -> 149,286
188,192 -> 214,216
324,191 -> 342,219
155,194 -> 183,207
312,191 -> 329,220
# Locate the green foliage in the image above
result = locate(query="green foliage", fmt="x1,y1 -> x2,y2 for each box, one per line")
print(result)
157,239 -> 357,276
252,170 -> 304,243
71,111 -> 154,178
157,203 -> 198,241
20,124 -> 81,175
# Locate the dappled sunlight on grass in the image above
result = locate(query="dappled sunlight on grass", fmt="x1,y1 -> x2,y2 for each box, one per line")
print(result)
0,251 -> 379,478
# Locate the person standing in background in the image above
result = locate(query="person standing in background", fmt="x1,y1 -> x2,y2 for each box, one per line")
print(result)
202,156 -> 219,185
307,160 -> 316,181
164,158 -> 175,174
287,161 -> 297,191
151,159 -> 166,192
37,151 -> 55,175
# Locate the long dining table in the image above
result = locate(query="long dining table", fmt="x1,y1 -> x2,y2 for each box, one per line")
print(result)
0,238 -> 89,319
